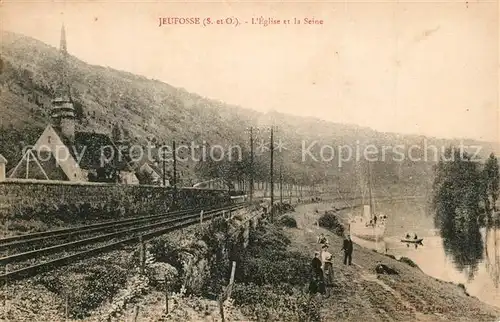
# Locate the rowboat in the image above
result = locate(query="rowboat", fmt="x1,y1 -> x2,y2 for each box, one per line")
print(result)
401,238 -> 423,244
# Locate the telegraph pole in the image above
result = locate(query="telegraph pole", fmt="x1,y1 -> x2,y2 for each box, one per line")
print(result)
270,127 -> 274,221
250,127 -> 254,202
172,140 -> 177,209
173,140 -> 177,188
162,143 -> 166,187
279,163 -> 283,204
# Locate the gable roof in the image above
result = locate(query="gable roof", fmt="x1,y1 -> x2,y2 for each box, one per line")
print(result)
0,154 -> 7,164
8,150 -> 69,181
131,146 -> 171,176
140,162 -> 163,177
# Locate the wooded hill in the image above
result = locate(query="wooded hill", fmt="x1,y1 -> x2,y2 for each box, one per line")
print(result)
1,31 -> 497,192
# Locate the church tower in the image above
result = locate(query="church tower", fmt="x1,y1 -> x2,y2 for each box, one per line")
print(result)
50,23 -> 76,142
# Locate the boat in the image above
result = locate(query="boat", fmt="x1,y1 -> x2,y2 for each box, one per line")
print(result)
349,162 -> 386,242
401,238 -> 424,244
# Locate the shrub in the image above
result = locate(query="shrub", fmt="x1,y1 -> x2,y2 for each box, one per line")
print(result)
279,214 -> 298,228
399,256 -> 420,269
148,237 -> 184,278
69,266 -> 128,319
237,250 -> 310,286
35,263 -> 128,319
318,211 -> 345,236
385,253 -> 397,260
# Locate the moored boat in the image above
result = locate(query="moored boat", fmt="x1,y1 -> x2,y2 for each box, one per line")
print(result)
349,162 -> 386,242
401,238 -> 424,244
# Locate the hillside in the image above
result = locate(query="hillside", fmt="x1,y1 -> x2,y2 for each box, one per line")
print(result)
0,30 -> 498,190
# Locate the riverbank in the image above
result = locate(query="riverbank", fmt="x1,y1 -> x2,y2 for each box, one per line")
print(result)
286,203 -> 500,321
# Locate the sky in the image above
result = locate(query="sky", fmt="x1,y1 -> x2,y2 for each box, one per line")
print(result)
1,0 -> 499,142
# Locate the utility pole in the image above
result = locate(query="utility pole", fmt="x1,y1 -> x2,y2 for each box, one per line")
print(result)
270,127 -> 274,221
279,163 -> 283,204
250,127 -> 254,202
162,143 -> 166,187
173,140 -> 177,188
172,140 -> 177,209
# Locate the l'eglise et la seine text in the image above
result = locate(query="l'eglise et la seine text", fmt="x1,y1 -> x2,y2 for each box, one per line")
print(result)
251,17 -> 324,26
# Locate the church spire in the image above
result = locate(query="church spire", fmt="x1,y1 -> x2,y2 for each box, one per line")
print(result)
58,23 -> 69,95
60,23 -> 67,56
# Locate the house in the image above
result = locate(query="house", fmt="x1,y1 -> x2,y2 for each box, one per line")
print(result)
8,118 -> 139,184
136,161 -> 169,186
0,154 -> 7,182
132,146 -> 171,186
8,24 -> 138,185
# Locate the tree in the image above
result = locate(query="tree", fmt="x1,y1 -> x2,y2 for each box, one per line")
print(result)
432,147 -> 484,227
432,147 -> 487,280
483,153 -> 499,212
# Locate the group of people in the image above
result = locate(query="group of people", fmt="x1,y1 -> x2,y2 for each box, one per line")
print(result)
368,214 -> 387,226
405,233 -> 418,239
309,233 -> 354,295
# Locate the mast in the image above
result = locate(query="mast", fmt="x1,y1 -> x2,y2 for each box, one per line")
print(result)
368,161 -> 374,218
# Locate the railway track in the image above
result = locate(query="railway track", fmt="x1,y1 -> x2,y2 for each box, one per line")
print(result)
0,203 -> 246,285
0,207 -> 216,254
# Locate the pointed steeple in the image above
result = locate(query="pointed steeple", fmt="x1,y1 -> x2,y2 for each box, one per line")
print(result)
60,23 -> 67,56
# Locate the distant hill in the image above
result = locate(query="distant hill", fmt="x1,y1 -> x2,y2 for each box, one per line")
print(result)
1,30 -> 498,192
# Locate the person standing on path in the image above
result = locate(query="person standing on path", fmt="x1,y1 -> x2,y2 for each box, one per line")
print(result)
341,234 -> 353,265
320,244 -> 332,270
309,251 -> 325,295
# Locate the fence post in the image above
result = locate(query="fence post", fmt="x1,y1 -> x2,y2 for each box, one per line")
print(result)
133,306 -> 139,322
139,236 -> 145,274
227,261 -> 237,299
164,273 -> 169,314
200,210 -> 204,224
65,293 -> 69,321
219,294 -> 225,322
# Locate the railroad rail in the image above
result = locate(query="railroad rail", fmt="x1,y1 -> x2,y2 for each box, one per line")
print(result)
0,207 -> 213,252
0,203 -> 246,285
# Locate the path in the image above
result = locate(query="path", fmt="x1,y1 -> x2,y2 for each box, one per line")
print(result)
286,204 -> 447,321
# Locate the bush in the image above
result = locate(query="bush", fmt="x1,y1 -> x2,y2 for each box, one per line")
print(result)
385,253 -> 397,260
399,256 -> 420,269
238,250 -> 310,286
245,223 -> 290,254
35,263 -> 128,319
148,237 -> 184,288
318,211 -> 345,236
279,214 -> 298,228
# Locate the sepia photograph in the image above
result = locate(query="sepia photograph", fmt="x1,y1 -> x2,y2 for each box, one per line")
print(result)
0,0 -> 499,321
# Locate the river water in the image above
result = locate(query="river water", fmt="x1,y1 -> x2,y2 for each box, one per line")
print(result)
348,199 -> 500,308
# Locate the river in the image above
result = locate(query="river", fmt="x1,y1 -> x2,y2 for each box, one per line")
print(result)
348,199 -> 500,308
